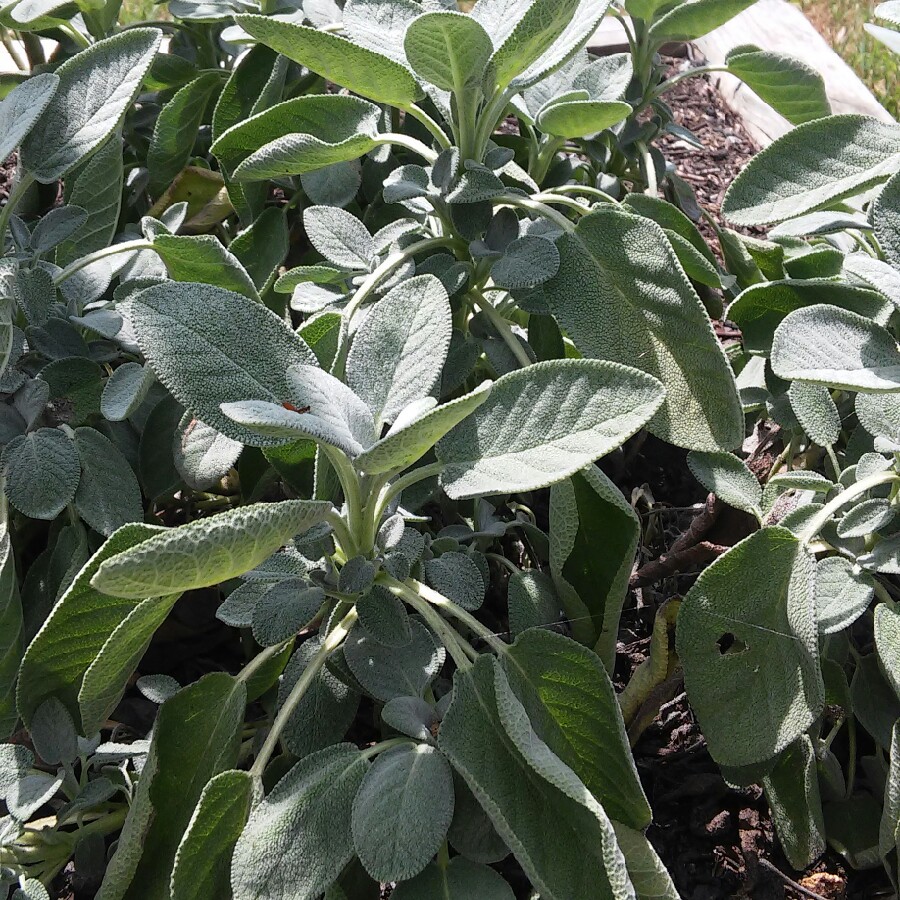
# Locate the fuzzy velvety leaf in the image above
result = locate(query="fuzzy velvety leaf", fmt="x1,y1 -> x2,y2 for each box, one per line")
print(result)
170,770 -> 253,900
725,47 -> 830,125
344,619 -> 444,701
354,382 -> 491,476
788,382 -> 841,447
352,744 -> 454,882
425,552 -> 485,611
56,137 -> 124,268
231,745 -> 369,900
0,73 -> 58,165
612,823 -> 679,900
213,94 -> 381,183
303,205 -> 373,270
0,520 -> 20,739
857,392 -> 900,446
91,501 -> 331,599
686,451 -> 761,517
439,656 -> 633,900
16,523 -> 171,730
251,580 -> 324,646
153,234 -> 259,301
148,73 -> 221,196
762,736 -> 825,870
129,281 -> 316,444
816,556 -> 874,635
278,637 -> 359,758
649,0 -> 758,43
676,527 -> 823,768
22,29 -> 162,183
437,359 -> 664,500
537,99 -> 631,138
173,415 -> 242,491
404,11 -> 493,92
837,498 -> 895,538
543,205 -> 742,451
507,569 -> 558,637
391,857 -> 514,899
356,585 -> 411,647
492,236 -> 560,289
875,602 -> 900,701
501,629 -> 651,830
722,115 -> 900,226
2,427 -> 80,520
347,276 -> 451,429
771,305 -> 900,392
548,465 -> 638,663
235,15 -> 423,106
97,673 -> 246,900
78,591 -> 182,735
230,207 -> 289,292
876,171 -> 900,270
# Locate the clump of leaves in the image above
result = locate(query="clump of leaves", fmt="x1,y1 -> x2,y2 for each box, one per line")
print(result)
0,0 -> 849,897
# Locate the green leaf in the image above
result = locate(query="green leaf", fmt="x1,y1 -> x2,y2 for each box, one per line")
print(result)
816,556 -> 874,635
726,279 -> 889,355
837,498 -> 895,538
880,719 -> 900,863
624,0 -> 677,19
536,99 -> 631,138
72,427 -> 142,537
16,523 -> 172,730
875,602 -> 900,701
0,520 -> 21,739
845,254 -> 900,309
231,745 -> 369,900
649,0 -> 758,42
354,382 -> 491,476
507,569 -> 559,637
213,95 -> 379,184
725,47 -> 831,125
676,527 -> 823,767
0,73 -> 58,165
543,205 -> 742,451
153,234 -> 260,301
612,823 -> 679,900
56,135 -> 125,268
346,275 -> 452,429
344,618 -> 444,701
230,207 -> 289,292
22,29 -> 162,183
234,16 -> 423,106
129,281 -> 316,444
771,305 -> 900,392
148,73 -> 222,197
436,359 -> 664,500
251,580 -> 324,647
391,857 -> 515,900
97,673 -> 246,900
2,427 -> 80,520
492,236 -> 560,289
404,11 -> 493,92
722,115 -> 900,226
352,744 -> 454,882
91,500 -> 332,599
501,628 -> 651,830
788,381 -> 841,446
686,450 -> 762,517
439,656 -> 633,900
171,770 -> 253,900
279,636 -> 359,757
304,205 -> 373,269
876,171 -> 900,270
356,584 -> 411,647
174,416 -> 242,492
549,465 -> 638,664
762,736 -> 826,871
857,392 -> 900,447
425,552 -> 485,612
78,592 -> 182,735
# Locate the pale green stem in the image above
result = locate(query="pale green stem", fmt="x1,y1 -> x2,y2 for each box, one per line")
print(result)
492,194 -> 575,233
343,236 -> 465,321
800,471 -> 900,544
383,577 -> 474,669
408,577 -> 509,655
542,184 -> 620,204
237,640 -> 291,684
374,133 -> 440,164
326,509 -> 358,559
402,104 -> 452,150
825,445 -> 841,482
0,171 -> 34,247
637,141 -> 657,196
470,289 -> 532,368
53,239 -> 153,286
251,608 -> 359,778
373,461 -> 445,523
0,29 -> 26,71
531,192 -> 593,218
323,446 -> 364,556
360,737 -> 415,761
654,65 -> 726,98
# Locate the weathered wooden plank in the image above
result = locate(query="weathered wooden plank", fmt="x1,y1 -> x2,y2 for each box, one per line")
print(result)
693,0 -> 893,146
